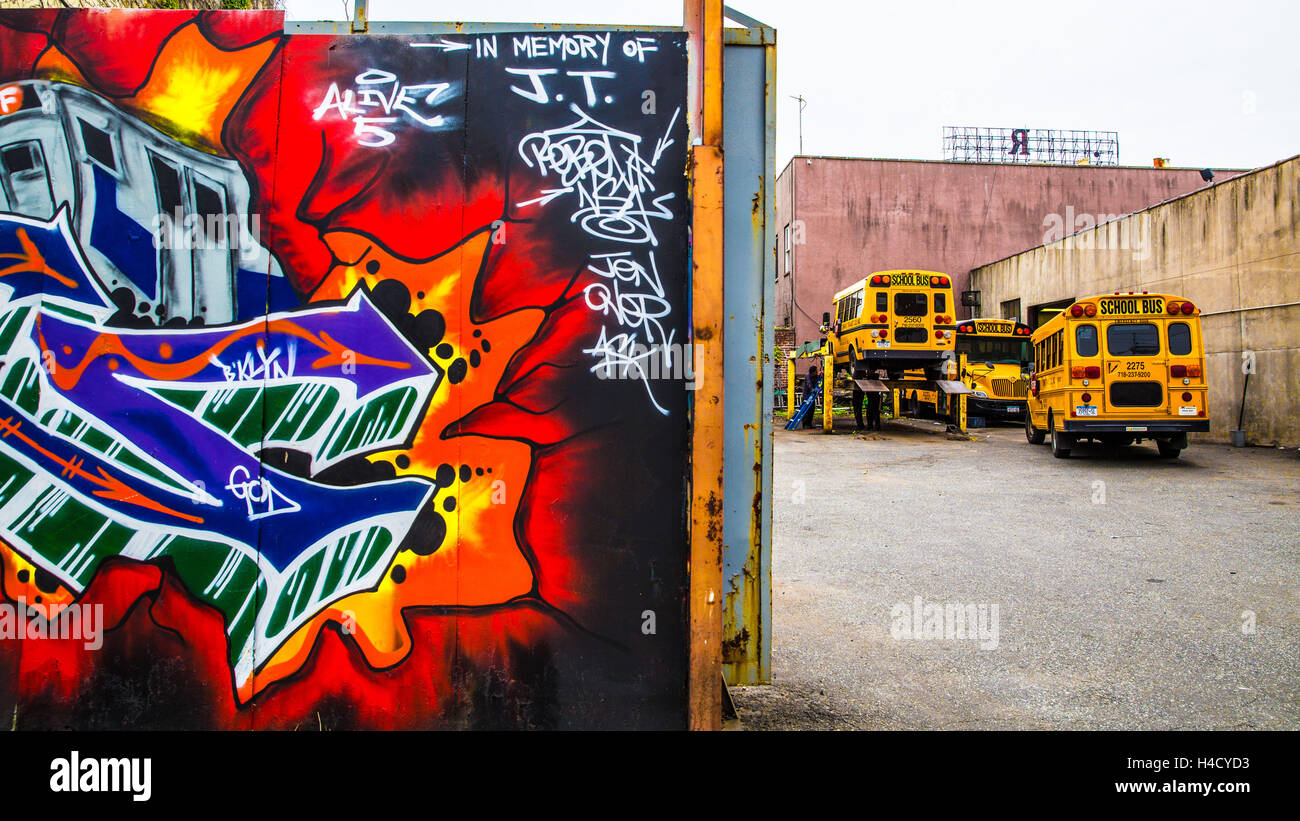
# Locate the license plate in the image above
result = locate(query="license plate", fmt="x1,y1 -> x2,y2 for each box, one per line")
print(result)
1005,406 -> 1020,413
1075,405 -> 1097,417
1125,426 -> 1147,432
1178,406 -> 1196,416
875,340 -> 891,348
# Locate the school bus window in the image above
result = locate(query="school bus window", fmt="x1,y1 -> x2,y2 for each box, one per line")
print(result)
895,292 -> 927,316
1076,324 -> 1098,357
875,291 -> 887,312
934,292 -> 947,314
1168,322 -> 1192,356
1107,323 -> 1160,356
959,336 -> 1026,365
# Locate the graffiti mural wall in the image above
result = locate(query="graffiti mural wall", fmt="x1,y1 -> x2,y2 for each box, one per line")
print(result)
0,9 -> 690,729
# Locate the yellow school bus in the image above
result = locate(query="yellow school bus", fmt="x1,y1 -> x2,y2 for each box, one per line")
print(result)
824,270 -> 956,380
955,318 -> 1033,420
900,318 -> 1032,420
1025,292 -> 1209,459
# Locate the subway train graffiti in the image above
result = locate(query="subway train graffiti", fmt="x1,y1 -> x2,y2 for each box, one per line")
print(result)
0,8 -> 690,729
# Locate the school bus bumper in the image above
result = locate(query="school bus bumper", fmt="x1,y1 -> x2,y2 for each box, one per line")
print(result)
1060,420 -> 1211,434
968,397 -> 1026,418
854,349 -> 948,361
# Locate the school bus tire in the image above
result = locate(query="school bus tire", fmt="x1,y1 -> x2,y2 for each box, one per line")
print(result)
1025,412 -> 1045,445
1049,415 -> 1072,459
1156,435 -> 1186,459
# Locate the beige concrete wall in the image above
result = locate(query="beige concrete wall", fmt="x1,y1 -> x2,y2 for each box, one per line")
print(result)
971,154 -> 1300,446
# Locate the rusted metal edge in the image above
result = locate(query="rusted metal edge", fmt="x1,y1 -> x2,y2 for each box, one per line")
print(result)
686,0 -> 725,732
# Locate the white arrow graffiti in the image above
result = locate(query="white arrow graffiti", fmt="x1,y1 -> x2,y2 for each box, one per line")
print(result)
410,39 -> 472,52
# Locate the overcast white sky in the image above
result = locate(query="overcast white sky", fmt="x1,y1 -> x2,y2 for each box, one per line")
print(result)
285,0 -> 1299,170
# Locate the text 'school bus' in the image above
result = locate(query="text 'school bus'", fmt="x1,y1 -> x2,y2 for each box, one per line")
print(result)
1025,292 -> 1209,459
902,318 -> 1033,420
823,270 -> 956,380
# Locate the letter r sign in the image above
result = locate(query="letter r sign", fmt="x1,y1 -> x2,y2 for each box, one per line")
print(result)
1009,128 -> 1029,156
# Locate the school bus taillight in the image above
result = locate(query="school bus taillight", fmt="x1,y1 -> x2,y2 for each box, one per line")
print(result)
1070,366 -> 1101,379
1081,393 -> 1092,403
1182,392 -> 1193,401
1171,365 -> 1202,378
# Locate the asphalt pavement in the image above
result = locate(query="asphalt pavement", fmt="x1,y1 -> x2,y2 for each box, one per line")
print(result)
731,415 -> 1300,729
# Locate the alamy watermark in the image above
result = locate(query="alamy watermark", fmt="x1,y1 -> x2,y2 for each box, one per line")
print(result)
150,207 -> 262,262
890,595 -> 1000,650
1042,206 -> 1150,260
589,340 -> 699,391
0,598 -> 104,650
50,751 -> 151,802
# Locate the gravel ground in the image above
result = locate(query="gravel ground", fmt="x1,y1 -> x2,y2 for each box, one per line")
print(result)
731,414 -> 1300,730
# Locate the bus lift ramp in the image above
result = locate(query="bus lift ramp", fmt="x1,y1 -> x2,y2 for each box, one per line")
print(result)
852,379 -> 889,393
934,380 -> 973,395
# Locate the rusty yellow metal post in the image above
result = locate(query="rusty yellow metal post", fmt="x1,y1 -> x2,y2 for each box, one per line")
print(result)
686,0 -> 724,732
821,353 -> 833,431
786,355 -> 796,420
958,353 -> 968,434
